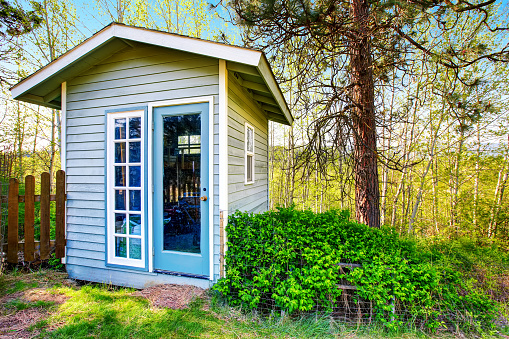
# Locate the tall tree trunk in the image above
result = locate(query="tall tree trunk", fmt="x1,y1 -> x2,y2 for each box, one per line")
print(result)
408,109 -> 445,234
285,125 -> 295,206
391,169 -> 406,228
473,123 -> 480,229
350,0 -> 380,228
488,136 -> 509,238
432,155 -> 439,234
380,68 -> 395,226
408,120 -> 441,233
16,101 -> 25,178
49,108 -> 56,184
32,106 -> 41,174
450,129 -> 465,234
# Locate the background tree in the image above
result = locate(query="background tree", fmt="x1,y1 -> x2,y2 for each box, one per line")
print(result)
229,0 -> 509,228
0,0 -> 42,85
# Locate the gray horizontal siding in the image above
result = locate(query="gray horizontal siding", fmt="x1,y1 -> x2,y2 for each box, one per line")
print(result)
67,215 -> 105,227
68,75 -> 218,103
66,240 -> 104,252
67,87 -> 219,113
67,248 -> 104,261
67,224 -> 105,235
67,232 -> 103,243
227,74 -> 269,215
66,141 -> 104,151
66,199 -> 104,209
64,42 -> 220,285
70,62 -> 219,94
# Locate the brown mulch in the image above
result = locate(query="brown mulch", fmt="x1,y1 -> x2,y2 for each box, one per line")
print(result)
133,284 -> 206,310
0,289 -> 69,339
0,308 -> 47,339
23,289 -> 69,304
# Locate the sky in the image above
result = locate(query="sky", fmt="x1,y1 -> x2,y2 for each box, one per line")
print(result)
65,0 -> 241,44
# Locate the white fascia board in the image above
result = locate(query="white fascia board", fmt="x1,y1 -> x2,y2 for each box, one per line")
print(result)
11,24 -> 263,99
257,56 -> 293,125
11,28 -> 116,99
113,25 -> 262,66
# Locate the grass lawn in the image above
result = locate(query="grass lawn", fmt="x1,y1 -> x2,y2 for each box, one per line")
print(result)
0,269 -> 501,338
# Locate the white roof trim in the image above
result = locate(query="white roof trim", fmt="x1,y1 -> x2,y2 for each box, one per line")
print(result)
11,24 -> 263,99
257,56 -> 293,125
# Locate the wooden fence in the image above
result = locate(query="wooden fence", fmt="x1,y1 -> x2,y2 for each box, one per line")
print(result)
1,170 -> 66,263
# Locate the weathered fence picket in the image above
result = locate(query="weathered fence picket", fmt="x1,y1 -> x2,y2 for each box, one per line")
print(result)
1,170 -> 66,263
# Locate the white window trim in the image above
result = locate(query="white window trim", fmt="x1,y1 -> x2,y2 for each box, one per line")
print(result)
245,122 -> 255,185
147,96 -> 215,279
106,110 -> 146,268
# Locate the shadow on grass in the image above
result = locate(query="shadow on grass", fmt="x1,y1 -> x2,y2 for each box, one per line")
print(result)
39,285 -> 227,339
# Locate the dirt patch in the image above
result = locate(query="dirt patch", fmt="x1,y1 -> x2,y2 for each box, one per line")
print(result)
0,292 -> 24,308
0,307 -> 46,339
134,284 -> 206,310
23,289 -> 69,305
0,288 -> 69,338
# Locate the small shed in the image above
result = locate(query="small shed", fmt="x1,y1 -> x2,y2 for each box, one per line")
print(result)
10,23 -> 292,288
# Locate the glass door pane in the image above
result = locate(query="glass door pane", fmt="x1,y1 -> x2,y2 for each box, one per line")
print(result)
162,114 -> 201,253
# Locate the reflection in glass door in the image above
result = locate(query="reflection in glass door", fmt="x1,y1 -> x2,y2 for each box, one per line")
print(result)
153,102 -> 209,276
162,114 -> 201,253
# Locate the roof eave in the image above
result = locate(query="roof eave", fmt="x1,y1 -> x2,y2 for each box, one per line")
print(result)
256,56 -> 293,125
11,24 -> 264,101
10,23 -> 293,125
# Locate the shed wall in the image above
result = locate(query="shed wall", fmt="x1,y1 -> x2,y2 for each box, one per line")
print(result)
227,74 -> 269,214
64,43 -> 221,286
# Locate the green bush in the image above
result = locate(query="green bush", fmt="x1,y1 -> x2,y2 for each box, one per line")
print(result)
214,207 -> 499,332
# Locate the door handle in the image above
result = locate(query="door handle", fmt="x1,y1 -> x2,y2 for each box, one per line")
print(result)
200,196 -> 208,201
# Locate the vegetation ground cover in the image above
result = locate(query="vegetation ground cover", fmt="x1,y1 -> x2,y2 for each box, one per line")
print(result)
1,268 -> 497,339
216,208 -> 509,334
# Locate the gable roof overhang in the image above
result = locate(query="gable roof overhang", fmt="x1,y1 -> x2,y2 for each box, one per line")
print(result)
10,23 -> 293,125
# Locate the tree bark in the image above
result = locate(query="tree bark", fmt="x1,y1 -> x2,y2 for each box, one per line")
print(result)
488,136 -> 509,238
473,123 -> 480,229
450,128 -> 465,234
350,0 -> 380,228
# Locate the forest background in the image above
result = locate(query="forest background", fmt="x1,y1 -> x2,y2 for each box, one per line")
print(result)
1,0 -> 509,247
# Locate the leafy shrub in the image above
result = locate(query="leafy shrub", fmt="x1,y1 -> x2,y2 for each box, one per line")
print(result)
214,207 -> 499,332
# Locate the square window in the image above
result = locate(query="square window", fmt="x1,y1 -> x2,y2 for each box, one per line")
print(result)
129,238 -> 142,259
115,237 -> 127,258
115,213 -> 126,234
115,119 -> 126,139
129,117 -> 141,139
115,190 -> 126,210
129,190 -> 141,211
129,166 -> 141,187
115,166 -> 126,187
129,142 -> 141,163
129,214 -> 142,235
115,143 -> 126,163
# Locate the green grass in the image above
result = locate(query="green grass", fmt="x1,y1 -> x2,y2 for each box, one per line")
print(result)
5,299 -> 55,311
41,284 -> 342,338
0,269 -> 503,338
7,280 -> 38,294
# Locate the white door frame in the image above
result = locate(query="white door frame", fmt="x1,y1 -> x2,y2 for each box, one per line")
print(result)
147,96 -> 215,279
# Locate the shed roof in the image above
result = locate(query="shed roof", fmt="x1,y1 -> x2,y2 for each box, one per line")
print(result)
10,23 -> 293,125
